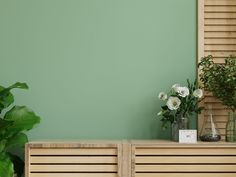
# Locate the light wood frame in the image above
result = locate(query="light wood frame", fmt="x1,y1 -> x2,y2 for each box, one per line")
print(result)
26,140 -> 236,177
197,0 -> 236,140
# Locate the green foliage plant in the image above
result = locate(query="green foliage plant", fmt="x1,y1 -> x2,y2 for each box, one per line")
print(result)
158,80 -> 203,128
0,82 -> 41,177
198,55 -> 236,112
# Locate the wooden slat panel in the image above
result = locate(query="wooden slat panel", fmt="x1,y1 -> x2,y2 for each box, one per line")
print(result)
204,96 -> 222,103
204,102 -> 228,109
135,165 -> 236,172
205,38 -> 236,44
30,165 -> 117,172
30,148 -> 117,155
205,13 -> 236,19
135,173 -> 236,177
205,6 -> 236,12
204,51 -> 236,57
205,31 -> 236,38
30,156 -> 117,164
205,44 -> 236,50
203,115 -> 228,122
204,110 -> 228,116
30,173 -> 117,177
136,156 -> 236,164
205,25 -> 236,32
200,0 -> 236,141
205,0 -> 236,6
205,19 -> 236,25
135,148 -> 236,155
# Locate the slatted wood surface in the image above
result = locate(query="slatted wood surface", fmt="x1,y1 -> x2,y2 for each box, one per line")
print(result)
132,141 -> 236,177
26,141 -> 236,177
26,142 -> 121,177
198,0 -> 236,140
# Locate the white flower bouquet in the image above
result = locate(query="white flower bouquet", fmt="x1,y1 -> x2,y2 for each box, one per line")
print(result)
158,80 -> 203,128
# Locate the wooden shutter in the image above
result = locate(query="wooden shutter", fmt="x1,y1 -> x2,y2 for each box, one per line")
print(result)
131,141 -> 236,177
198,0 -> 236,140
26,142 -> 122,177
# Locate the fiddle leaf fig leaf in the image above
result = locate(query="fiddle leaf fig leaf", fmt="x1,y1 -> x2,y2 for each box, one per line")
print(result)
0,86 -> 14,114
0,153 -> 14,177
4,106 -> 40,135
8,153 -> 24,177
6,133 -> 28,150
0,82 -> 28,113
0,140 -> 7,153
0,119 -> 13,133
0,82 -> 40,176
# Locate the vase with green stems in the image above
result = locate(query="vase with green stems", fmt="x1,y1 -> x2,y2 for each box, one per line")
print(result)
157,80 -> 203,141
198,55 -> 236,142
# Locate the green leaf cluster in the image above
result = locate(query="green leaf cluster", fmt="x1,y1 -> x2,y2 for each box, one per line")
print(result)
198,55 -> 236,111
158,80 -> 203,128
0,82 -> 41,177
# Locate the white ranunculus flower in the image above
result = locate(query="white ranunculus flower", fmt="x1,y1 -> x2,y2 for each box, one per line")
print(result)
166,97 -> 181,110
171,84 -> 180,92
177,86 -> 189,97
158,92 -> 167,101
193,89 -> 203,98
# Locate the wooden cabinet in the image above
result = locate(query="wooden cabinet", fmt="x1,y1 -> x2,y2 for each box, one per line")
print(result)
131,141 -> 236,177
26,141 -> 236,177
25,141 -> 122,177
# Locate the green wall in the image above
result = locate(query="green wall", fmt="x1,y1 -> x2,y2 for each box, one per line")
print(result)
0,0 -> 196,140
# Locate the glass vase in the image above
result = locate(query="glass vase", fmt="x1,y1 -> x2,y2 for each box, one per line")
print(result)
171,117 -> 189,142
226,111 -> 236,142
199,113 -> 221,142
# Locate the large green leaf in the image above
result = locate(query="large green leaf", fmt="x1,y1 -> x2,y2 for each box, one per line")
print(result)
6,133 -> 28,150
0,82 -> 28,114
8,153 -> 24,177
4,106 -> 40,135
0,82 -> 28,97
0,153 -> 14,177
0,119 -> 13,133
0,86 -> 14,114
0,140 -> 6,153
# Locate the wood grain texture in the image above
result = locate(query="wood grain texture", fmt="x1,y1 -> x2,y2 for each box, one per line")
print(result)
30,148 -> 117,155
30,164 -> 117,172
198,0 -> 236,139
26,141 -> 236,177
30,174 -> 117,177
205,12 -> 236,19
132,141 -> 236,176
30,156 -> 117,164
205,0 -> 236,6
135,156 -> 236,164
135,164 -> 236,172
135,173 -> 236,177
26,141 -> 121,177
121,140 -> 132,177
205,6 -> 236,12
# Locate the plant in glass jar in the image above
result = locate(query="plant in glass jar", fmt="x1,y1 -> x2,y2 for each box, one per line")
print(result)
157,80 -> 203,141
198,55 -> 236,142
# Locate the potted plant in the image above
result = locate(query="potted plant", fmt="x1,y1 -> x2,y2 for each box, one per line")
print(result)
157,80 -> 203,141
198,55 -> 236,141
0,82 -> 41,177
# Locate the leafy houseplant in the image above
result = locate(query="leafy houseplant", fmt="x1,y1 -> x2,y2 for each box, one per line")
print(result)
0,82 -> 41,177
198,55 -> 236,111
198,55 -> 236,142
157,80 -> 203,141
